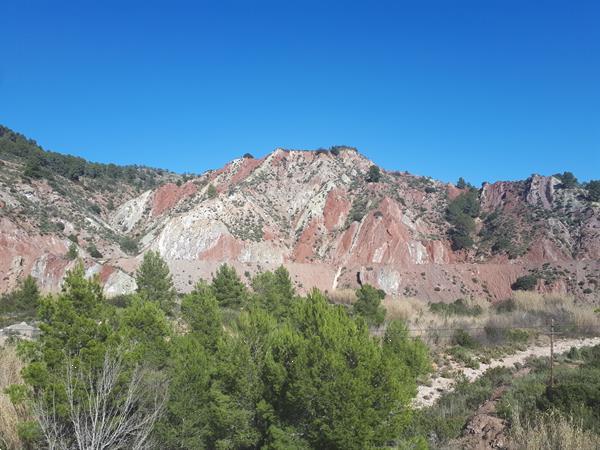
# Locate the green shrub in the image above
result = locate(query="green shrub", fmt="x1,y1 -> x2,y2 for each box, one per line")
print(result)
554,171 -> 578,188
66,242 -> 78,260
347,196 -> 369,224
207,184 -> 217,199
86,243 -> 103,258
366,165 -> 381,182
495,298 -> 517,313
453,329 -> 478,348
586,180 -> 600,202
511,275 -> 538,291
429,298 -> 482,316
119,236 -> 139,254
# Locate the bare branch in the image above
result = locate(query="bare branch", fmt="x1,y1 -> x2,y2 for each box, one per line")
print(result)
34,352 -> 168,450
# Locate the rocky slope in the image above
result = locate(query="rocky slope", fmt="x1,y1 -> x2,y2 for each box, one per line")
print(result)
1,126 -> 599,302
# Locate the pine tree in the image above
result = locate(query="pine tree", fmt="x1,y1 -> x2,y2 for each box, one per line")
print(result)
181,281 -> 223,351
136,250 -> 177,314
352,284 -> 386,327
251,265 -> 295,318
211,264 -> 248,308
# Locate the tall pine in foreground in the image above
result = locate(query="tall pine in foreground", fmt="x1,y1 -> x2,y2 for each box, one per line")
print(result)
136,250 -> 177,314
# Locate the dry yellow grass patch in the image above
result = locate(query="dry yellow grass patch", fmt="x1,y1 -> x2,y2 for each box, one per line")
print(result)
326,289 -> 356,305
509,410 -> 600,450
0,345 -> 28,450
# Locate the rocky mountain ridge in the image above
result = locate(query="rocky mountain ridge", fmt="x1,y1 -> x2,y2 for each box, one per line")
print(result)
1,126 -> 599,302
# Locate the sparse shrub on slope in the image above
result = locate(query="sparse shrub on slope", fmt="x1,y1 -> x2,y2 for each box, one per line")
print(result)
554,171 -> 578,189
586,180 -> 600,202
119,236 -> 139,254
366,164 -> 381,183
429,298 -> 482,317
511,274 -> 538,291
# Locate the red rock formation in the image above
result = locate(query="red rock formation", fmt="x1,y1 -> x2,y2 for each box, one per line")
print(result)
151,181 -> 197,217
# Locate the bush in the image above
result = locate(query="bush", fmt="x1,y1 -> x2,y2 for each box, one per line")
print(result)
554,171 -> 578,188
66,242 -> 78,260
86,243 -> 103,258
512,275 -> 538,291
366,165 -> 381,183
495,298 -> 517,313
207,184 -> 217,199
429,298 -> 482,317
347,196 -> 369,224
242,153 -> 254,159
119,236 -> 139,255
586,180 -> 600,202
452,329 -> 478,348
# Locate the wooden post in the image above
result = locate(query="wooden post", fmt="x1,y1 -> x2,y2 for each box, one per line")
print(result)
549,318 -> 554,399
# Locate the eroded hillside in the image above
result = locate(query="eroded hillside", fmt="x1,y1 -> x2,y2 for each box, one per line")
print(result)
1,126 -> 599,301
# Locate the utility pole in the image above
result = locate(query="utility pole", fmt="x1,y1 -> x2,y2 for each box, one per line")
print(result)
549,318 -> 554,399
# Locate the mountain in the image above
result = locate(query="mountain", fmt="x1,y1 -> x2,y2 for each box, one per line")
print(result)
1,125 -> 599,301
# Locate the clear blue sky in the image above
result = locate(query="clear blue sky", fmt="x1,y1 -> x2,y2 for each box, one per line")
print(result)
1,1 -> 598,185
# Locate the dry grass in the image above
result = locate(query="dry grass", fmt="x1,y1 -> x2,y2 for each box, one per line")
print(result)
381,292 -> 600,347
0,345 -> 28,450
509,410 -> 600,450
326,289 -> 357,305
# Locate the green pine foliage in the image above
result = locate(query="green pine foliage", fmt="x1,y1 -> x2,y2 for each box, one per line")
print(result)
0,124 -> 169,188
446,189 -> 480,250
352,284 -> 386,327
0,275 -> 40,325
250,266 -> 295,318
136,250 -> 177,314
14,264 -> 171,449
366,165 -> 381,182
9,262 -> 432,449
211,264 -> 248,308
554,171 -> 578,189
586,180 -> 600,202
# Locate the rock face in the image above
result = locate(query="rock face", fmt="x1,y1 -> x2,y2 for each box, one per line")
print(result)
1,137 -> 599,302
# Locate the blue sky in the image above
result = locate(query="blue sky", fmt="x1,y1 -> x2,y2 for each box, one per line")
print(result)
1,0 -> 598,185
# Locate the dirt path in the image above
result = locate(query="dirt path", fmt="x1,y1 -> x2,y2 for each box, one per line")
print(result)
415,336 -> 600,408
